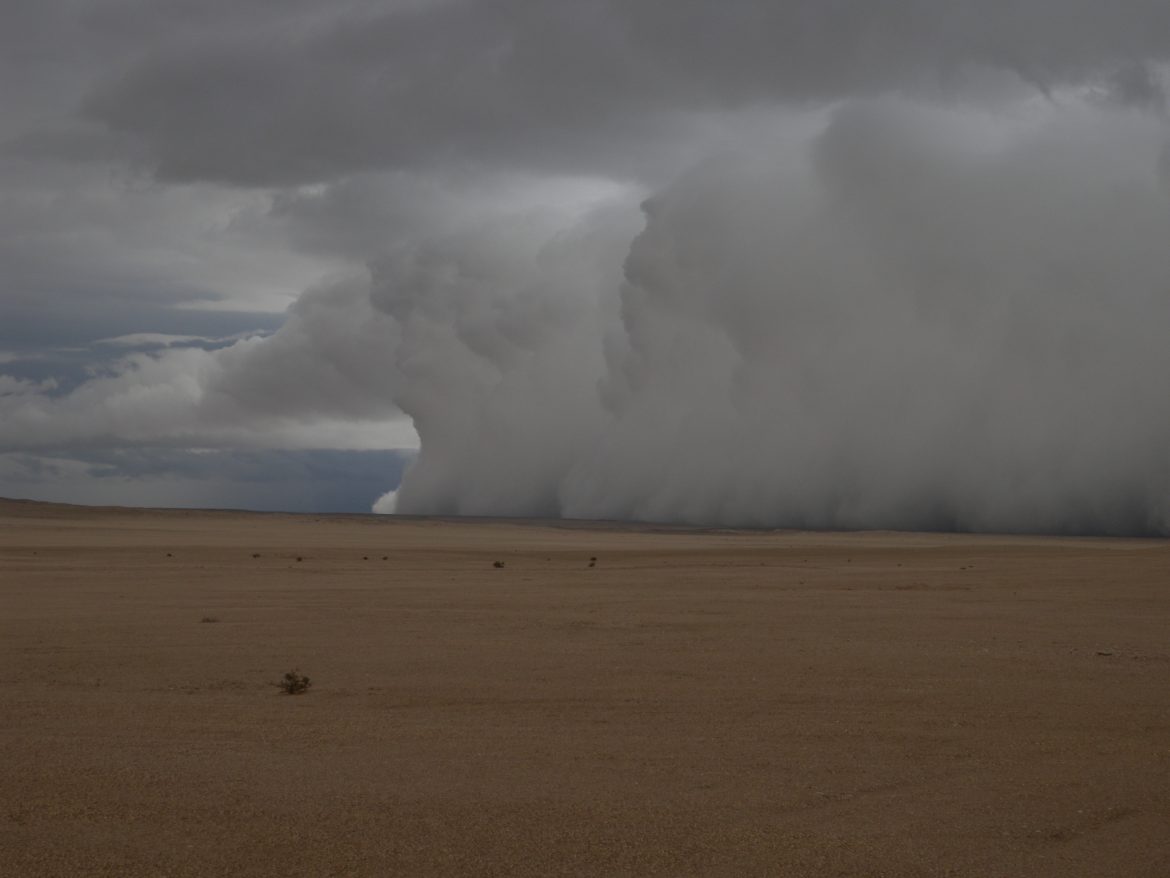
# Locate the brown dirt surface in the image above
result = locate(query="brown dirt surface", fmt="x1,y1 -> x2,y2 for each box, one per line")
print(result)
2,497 -> 1169,876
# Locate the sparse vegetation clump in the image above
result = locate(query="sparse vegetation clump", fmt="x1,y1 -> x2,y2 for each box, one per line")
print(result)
278,670 -> 312,695
200,616 -> 219,623
493,560 -> 505,569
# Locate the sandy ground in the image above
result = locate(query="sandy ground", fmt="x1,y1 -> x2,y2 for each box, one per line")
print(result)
1,498 -> 1168,877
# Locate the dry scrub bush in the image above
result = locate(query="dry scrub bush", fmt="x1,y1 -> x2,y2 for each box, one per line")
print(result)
278,670 -> 312,695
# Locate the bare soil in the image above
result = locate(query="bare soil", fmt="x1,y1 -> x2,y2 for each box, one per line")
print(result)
2,498 -> 1168,876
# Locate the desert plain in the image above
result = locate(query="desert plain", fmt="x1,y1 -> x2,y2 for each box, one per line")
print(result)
1,497 -> 1168,877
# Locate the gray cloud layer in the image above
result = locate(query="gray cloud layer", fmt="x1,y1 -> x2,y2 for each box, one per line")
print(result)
4,1 -> 1170,531
60,0 -> 1170,185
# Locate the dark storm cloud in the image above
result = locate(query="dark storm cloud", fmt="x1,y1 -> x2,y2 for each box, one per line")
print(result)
78,0 -> 1170,185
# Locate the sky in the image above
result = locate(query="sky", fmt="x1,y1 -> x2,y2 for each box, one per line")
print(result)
3,1 -> 1170,531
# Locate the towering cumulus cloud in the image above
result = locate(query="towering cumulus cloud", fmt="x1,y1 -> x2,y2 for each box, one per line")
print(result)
5,1 -> 1170,530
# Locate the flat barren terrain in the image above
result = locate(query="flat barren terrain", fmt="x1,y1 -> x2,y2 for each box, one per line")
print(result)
1,498 -> 1168,876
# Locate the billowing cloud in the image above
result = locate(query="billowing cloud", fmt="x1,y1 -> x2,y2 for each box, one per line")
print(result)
371,97 -> 1170,534
0,285 -> 416,454
4,2 -> 1170,530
